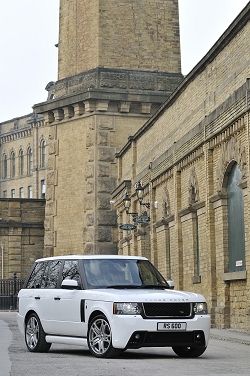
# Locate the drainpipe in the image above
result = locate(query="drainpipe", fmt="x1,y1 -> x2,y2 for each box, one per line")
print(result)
0,243 -> 3,279
246,78 -> 250,108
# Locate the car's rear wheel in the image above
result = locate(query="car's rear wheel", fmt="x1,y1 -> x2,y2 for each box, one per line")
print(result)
25,313 -> 51,352
172,346 -> 207,358
87,314 -> 123,358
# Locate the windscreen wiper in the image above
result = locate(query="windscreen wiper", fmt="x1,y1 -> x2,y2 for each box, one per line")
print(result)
140,284 -> 167,289
106,285 -> 141,289
106,284 -> 168,289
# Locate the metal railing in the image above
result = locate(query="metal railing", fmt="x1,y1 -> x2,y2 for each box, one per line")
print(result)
0,273 -> 26,310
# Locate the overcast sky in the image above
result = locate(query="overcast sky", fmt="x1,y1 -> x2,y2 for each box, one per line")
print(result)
0,0 -> 249,123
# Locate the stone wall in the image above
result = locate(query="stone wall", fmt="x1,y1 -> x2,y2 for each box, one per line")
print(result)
41,102 -> 157,257
0,199 -> 45,278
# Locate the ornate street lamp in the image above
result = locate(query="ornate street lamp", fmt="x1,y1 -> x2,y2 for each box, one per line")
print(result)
135,182 -> 150,209
122,192 -> 137,216
122,192 -> 131,211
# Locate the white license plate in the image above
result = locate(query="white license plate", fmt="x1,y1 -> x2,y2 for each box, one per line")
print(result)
157,322 -> 187,331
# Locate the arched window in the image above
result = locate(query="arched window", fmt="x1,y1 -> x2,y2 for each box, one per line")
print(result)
19,149 -> 24,176
28,148 -> 33,174
227,163 -> 245,272
41,140 -> 46,167
11,152 -> 15,178
3,154 -> 7,179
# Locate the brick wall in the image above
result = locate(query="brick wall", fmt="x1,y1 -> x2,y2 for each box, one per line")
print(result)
114,7 -> 250,330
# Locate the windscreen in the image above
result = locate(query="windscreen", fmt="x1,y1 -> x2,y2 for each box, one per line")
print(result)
82,259 -> 169,289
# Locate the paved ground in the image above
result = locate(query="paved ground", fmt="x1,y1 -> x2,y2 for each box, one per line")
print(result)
210,328 -> 250,346
1,311 -> 250,376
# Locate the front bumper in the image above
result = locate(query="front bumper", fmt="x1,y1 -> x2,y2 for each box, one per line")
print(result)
110,314 -> 210,349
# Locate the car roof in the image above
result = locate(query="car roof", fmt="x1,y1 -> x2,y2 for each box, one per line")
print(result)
35,255 -> 148,262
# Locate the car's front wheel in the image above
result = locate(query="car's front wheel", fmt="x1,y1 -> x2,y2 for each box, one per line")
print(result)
87,314 -> 123,358
172,346 -> 207,358
25,313 -> 51,352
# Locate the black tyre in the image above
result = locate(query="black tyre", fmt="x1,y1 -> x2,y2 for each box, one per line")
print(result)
25,313 -> 51,353
87,314 -> 123,358
172,346 -> 207,358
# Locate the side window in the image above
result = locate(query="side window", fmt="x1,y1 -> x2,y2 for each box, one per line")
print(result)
44,261 -> 62,289
227,163 -> 245,272
28,148 -> 33,174
3,154 -> 7,179
62,260 -> 81,284
26,262 -> 47,289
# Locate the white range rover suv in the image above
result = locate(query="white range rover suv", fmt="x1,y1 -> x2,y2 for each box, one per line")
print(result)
17,255 -> 210,358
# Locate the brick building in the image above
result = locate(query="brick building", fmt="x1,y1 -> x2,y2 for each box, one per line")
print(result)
0,1 -> 249,330
112,4 -> 250,331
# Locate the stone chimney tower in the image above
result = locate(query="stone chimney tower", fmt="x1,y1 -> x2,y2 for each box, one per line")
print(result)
34,0 -> 183,256
58,0 -> 181,80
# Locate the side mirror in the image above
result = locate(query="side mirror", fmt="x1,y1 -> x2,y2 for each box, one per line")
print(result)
61,279 -> 80,289
167,280 -> 174,290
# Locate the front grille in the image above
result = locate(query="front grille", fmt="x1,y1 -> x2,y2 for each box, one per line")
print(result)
142,302 -> 192,318
127,330 -> 206,349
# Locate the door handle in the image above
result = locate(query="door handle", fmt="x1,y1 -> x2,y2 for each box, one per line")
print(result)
34,296 -> 40,300
54,297 -> 61,300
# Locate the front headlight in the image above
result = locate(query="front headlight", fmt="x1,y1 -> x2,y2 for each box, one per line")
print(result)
194,302 -> 208,315
113,302 -> 142,315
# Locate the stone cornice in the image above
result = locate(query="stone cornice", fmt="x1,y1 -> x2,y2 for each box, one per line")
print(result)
0,114 -> 44,145
0,127 -> 32,144
33,68 -> 183,114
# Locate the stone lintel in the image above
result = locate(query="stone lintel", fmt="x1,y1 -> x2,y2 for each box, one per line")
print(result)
153,215 -> 174,230
237,179 -> 247,190
209,192 -> 228,209
178,206 -> 196,219
223,270 -> 247,281
192,200 -> 206,211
